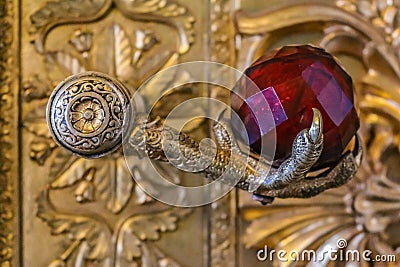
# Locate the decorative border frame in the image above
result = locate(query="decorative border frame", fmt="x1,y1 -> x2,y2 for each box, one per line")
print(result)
209,0 -> 238,266
0,0 -> 19,266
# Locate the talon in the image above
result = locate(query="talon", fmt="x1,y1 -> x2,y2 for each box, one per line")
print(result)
309,108 -> 323,144
252,193 -> 274,205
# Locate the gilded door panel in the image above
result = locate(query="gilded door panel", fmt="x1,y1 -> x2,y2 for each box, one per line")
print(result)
19,0 -> 234,266
1,0 -> 400,266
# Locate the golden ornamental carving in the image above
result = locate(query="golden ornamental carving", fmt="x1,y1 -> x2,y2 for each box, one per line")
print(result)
237,1 -> 400,265
23,1 -> 196,266
0,0 -> 17,266
29,0 -> 195,55
209,1 -> 237,266
3,0 -> 400,266
37,190 -> 190,266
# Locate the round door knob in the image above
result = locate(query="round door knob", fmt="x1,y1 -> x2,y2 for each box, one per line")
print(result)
46,72 -> 132,158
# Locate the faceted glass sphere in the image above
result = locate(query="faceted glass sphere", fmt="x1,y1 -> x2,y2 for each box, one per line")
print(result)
231,45 -> 360,169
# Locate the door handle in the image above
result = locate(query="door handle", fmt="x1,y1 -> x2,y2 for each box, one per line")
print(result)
46,50 -> 362,205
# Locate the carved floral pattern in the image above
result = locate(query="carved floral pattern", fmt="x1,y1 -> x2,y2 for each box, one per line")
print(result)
70,97 -> 105,134
69,30 -> 93,54
23,1 -> 195,266
38,190 -> 190,267
48,77 -> 130,157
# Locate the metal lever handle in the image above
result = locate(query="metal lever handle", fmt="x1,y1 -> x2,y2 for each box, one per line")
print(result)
46,72 -> 362,204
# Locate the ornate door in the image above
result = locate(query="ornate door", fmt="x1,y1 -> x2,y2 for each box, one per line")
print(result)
1,0 -> 400,266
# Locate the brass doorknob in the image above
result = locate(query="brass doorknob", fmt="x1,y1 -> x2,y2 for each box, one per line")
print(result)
46,72 -> 132,158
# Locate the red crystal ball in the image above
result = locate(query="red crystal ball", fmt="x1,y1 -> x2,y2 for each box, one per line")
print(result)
231,45 -> 360,169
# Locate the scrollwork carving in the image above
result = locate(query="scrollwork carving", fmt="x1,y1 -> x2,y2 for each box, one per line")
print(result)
237,1 -> 400,265
113,0 -> 195,54
37,190 -> 190,266
30,0 -> 113,53
23,1 -> 197,266
337,0 -> 400,59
